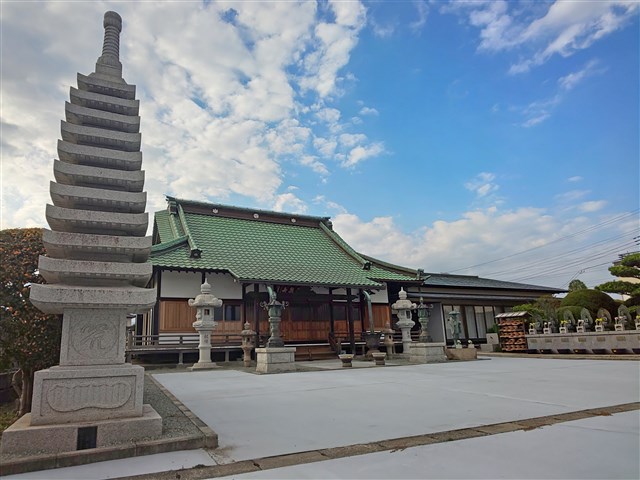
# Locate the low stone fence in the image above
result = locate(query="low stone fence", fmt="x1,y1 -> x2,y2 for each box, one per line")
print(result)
526,330 -> 640,354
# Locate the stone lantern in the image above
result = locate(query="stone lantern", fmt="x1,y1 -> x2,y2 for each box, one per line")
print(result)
261,290 -> 287,348
416,297 -> 434,342
255,287 -> 296,373
188,280 -> 222,370
391,288 -> 416,355
241,321 -> 256,367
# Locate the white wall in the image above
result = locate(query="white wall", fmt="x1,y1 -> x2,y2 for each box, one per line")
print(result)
160,271 -> 242,299
160,271 -> 202,298
205,272 -> 242,299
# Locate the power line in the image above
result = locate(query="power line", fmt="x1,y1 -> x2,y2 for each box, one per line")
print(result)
448,210 -> 639,273
481,232 -> 636,278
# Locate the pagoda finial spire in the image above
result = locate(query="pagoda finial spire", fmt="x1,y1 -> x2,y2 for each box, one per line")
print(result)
95,11 -> 123,80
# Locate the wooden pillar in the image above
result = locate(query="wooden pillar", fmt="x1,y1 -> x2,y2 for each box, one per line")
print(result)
346,288 -> 355,355
328,288 -> 335,337
241,283 -> 247,325
152,268 -> 162,336
253,283 -> 260,347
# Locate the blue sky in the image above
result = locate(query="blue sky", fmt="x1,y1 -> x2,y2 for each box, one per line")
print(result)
1,1 -> 638,290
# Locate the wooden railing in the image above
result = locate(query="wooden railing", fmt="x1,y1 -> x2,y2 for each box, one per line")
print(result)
125,332 -> 245,364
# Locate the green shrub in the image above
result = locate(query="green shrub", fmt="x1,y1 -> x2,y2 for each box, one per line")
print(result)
560,289 -> 617,318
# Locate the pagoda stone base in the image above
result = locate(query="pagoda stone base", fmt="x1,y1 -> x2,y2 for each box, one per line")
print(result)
255,347 -> 296,374
409,342 -> 448,363
0,404 -> 161,455
31,364 -> 145,425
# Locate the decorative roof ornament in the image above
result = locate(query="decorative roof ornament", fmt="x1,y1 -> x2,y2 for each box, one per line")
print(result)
95,11 -> 123,80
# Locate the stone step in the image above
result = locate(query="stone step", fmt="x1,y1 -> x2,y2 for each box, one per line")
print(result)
61,121 -> 141,152
38,255 -> 152,287
66,102 -> 140,133
77,72 -> 136,100
46,204 -> 148,236
50,181 -> 146,213
43,230 -> 151,262
54,160 -> 144,193
58,140 -> 142,171
70,87 -> 139,116
30,283 -> 156,314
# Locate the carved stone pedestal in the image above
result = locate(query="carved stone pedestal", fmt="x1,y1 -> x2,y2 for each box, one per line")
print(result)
255,347 -> 296,374
409,342 -> 447,363
1,405 -> 161,455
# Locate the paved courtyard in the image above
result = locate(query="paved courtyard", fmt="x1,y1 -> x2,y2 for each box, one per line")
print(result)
5,356 -> 639,479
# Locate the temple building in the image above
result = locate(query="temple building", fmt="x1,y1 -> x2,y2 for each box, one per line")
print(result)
143,197 -> 563,352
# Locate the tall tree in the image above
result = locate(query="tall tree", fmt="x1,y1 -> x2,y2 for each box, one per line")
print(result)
0,228 -> 61,415
596,252 -> 640,297
568,279 -> 587,292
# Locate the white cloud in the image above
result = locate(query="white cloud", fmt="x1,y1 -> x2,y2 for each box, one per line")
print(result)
579,200 -> 607,213
359,106 -> 379,116
370,19 -> 396,38
272,192 -> 308,214
444,1 -> 638,74
343,142 -> 385,167
558,59 -> 604,91
465,172 -> 499,198
568,176 -> 584,183
410,1 -> 429,33
0,1 -> 374,229
555,190 -> 590,203
313,195 -> 347,214
332,205 -> 636,288
300,155 -> 329,176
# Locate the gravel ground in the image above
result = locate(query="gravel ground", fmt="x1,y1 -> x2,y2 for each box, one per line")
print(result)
143,374 -> 202,440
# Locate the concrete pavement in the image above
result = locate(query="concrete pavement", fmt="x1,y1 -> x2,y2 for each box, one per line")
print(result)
4,357 -> 639,479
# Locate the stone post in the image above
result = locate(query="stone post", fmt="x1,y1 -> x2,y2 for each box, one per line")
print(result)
188,280 -> 222,370
241,322 -> 256,367
391,288 -> 416,356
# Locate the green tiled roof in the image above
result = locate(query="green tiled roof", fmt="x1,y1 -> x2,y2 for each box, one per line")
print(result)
150,198 -> 421,288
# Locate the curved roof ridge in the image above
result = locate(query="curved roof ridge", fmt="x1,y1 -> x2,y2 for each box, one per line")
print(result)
359,253 -> 419,276
177,204 -> 201,258
319,222 -> 367,267
151,235 -> 188,254
166,195 -> 332,224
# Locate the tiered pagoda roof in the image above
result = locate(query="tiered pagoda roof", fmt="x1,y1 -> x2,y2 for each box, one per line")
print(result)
30,11 -> 155,313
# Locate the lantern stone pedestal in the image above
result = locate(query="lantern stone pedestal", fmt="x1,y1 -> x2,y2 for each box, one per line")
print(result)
255,347 -> 297,374
409,342 -> 447,363
189,322 -> 219,371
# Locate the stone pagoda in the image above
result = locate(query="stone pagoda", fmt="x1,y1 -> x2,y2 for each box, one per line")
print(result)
1,11 -> 161,455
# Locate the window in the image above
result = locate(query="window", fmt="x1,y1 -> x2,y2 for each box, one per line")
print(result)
475,306 -> 486,337
465,306 -> 478,338
224,304 -> 240,321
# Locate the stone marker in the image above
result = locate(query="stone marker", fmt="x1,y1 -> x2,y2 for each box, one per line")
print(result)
1,11 -> 161,456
